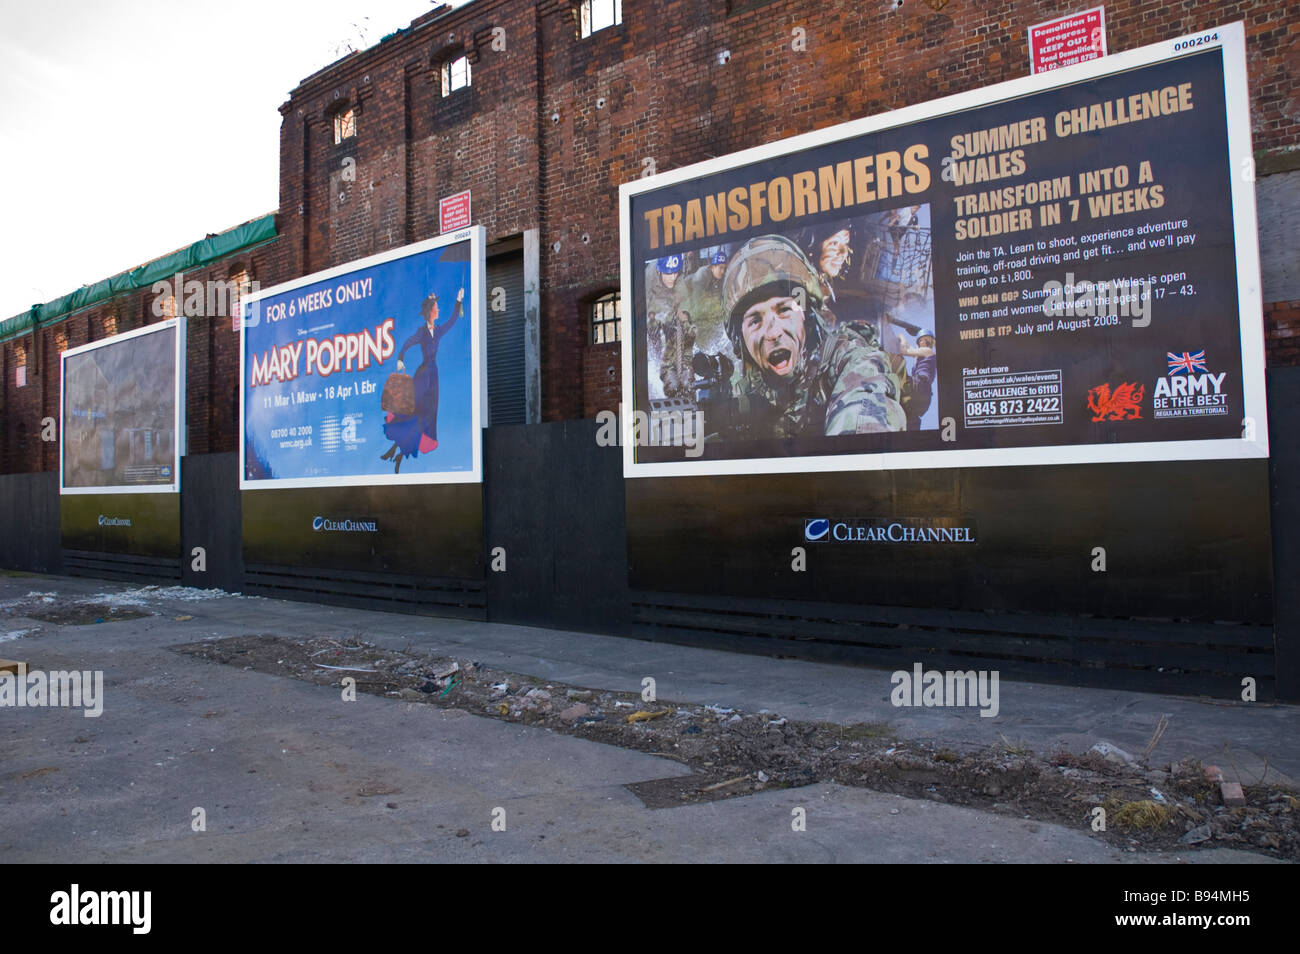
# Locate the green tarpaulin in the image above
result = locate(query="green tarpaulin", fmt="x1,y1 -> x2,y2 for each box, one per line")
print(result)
0,213 -> 277,342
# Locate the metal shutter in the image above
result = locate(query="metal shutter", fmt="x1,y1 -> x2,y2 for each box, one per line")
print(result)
485,250 -> 526,426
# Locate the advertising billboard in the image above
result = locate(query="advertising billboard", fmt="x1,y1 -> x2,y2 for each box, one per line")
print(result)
240,228 -> 486,489
60,319 -> 183,495
619,23 -> 1266,478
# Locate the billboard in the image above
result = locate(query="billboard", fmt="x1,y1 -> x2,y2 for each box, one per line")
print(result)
240,228 -> 486,489
60,319 -> 183,495
619,23 -> 1266,478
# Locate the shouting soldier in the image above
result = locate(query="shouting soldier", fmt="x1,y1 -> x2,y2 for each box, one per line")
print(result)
720,234 -> 906,439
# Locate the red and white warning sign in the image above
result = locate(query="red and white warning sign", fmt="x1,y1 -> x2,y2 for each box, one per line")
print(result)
438,189 -> 472,233
1028,6 -> 1107,74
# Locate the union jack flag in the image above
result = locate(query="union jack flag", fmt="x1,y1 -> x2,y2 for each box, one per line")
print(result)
1167,350 -> 1208,375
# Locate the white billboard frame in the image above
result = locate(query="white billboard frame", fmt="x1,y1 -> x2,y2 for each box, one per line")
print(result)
239,226 -> 487,491
59,317 -> 185,496
618,21 -> 1267,479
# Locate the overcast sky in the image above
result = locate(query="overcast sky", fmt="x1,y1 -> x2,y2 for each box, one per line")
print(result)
0,0 -> 465,320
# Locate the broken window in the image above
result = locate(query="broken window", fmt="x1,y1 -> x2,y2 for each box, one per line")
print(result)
334,107 -> 356,144
580,0 -> 622,38
441,55 -> 471,96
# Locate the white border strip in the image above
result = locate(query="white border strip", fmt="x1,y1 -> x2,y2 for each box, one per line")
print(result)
239,227 -> 486,490
619,21 -> 1267,479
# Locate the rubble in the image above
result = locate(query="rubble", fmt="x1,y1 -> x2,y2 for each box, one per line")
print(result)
172,633 -> 1300,860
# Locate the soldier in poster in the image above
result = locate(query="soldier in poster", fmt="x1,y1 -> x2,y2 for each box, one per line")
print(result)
714,234 -> 907,439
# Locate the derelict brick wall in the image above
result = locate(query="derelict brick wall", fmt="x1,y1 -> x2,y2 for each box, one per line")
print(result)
277,0 -> 542,277
583,341 -> 622,415
528,0 -> 1300,420
1266,301 -> 1300,366
266,0 -> 1300,423
4,0 -> 1299,474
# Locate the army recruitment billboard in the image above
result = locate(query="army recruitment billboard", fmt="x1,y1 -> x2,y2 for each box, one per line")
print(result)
240,228 -> 486,489
619,23 -> 1267,477
61,319 -> 183,494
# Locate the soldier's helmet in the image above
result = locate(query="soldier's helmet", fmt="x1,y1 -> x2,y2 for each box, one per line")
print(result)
657,254 -> 684,274
722,235 -> 822,362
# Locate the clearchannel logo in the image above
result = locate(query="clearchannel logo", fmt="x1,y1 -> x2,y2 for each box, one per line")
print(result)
804,518 -> 976,544
312,516 -> 379,533
804,519 -> 831,542
97,515 -> 132,527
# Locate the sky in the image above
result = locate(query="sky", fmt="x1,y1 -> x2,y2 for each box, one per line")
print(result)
0,0 -> 468,321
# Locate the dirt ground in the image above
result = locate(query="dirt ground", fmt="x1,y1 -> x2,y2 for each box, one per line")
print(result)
2,586 -> 150,627
172,632 -> 1300,861
23,603 -> 149,626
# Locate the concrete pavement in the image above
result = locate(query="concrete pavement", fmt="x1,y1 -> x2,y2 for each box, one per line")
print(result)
1,572 -> 1293,863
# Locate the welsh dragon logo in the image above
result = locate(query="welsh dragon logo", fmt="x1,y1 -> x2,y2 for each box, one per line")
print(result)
1087,382 -> 1144,421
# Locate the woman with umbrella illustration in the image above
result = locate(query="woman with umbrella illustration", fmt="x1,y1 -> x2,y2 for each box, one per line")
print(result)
380,285 -> 464,472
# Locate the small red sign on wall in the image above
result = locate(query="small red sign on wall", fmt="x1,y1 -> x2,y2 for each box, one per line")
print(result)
1029,6 -> 1106,74
439,190 -> 472,233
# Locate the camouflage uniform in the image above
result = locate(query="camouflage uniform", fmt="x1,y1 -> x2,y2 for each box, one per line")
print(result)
681,264 -> 728,354
645,261 -> 683,327
645,260 -> 684,395
733,310 -> 906,438
651,310 -> 697,400
721,234 -> 906,440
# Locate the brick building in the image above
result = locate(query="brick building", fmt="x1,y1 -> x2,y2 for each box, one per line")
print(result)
3,0 -> 1297,473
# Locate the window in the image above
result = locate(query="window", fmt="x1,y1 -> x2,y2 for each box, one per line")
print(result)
591,293 -> 621,344
103,315 -> 118,337
230,269 -> 252,332
441,55 -> 471,96
55,331 -> 68,354
579,0 -> 622,38
333,107 -> 356,144
14,345 -> 26,388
